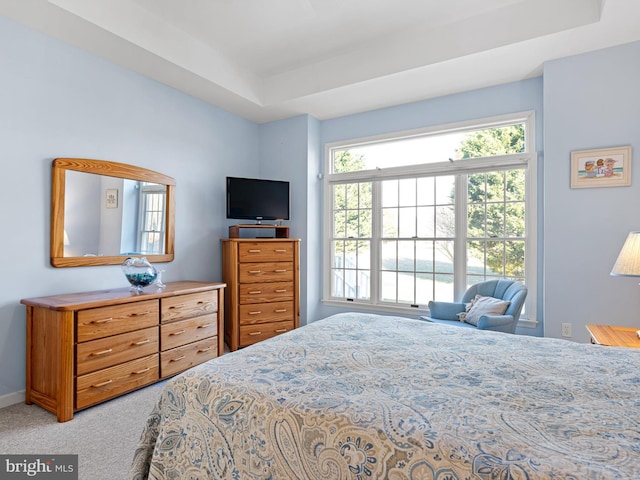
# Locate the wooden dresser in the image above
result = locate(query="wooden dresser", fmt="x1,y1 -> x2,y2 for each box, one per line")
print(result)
21,281 -> 225,422
222,238 -> 300,351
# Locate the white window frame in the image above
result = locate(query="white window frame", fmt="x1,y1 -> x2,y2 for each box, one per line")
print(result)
137,183 -> 167,255
322,111 -> 538,328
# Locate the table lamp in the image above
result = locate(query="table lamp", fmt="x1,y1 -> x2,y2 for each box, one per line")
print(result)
611,231 -> 640,277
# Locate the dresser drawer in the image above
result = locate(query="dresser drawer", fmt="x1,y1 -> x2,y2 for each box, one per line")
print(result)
239,301 -> 294,325
240,320 -> 294,347
239,281 -> 294,304
238,242 -> 295,263
160,313 -> 218,351
238,262 -> 294,283
161,291 -> 218,324
76,354 -> 158,409
77,326 -> 158,375
160,337 -> 219,378
77,300 -> 158,342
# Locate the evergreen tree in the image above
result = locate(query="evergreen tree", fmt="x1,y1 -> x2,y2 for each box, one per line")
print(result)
457,125 -> 525,277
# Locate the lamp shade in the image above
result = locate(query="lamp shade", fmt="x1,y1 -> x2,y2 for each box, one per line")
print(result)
611,232 -> 640,276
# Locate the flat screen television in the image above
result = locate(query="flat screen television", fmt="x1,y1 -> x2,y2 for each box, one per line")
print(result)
226,176 -> 290,222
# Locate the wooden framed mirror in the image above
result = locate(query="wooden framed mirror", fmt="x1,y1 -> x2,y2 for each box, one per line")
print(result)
51,158 -> 175,267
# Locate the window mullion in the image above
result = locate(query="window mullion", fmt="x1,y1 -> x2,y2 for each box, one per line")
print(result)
370,181 -> 381,305
454,174 -> 468,300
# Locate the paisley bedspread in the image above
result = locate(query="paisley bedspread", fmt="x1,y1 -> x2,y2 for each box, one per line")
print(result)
131,312 -> 640,479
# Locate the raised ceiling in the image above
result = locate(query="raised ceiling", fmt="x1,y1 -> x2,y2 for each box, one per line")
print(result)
2,0 -> 639,123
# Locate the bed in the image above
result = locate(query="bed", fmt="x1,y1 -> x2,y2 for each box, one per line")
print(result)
131,312 -> 640,479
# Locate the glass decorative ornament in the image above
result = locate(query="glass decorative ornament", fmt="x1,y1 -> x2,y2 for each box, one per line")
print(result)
121,257 -> 158,293
154,269 -> 166,289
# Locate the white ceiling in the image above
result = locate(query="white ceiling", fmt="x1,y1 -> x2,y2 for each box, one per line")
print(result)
2,0 -> 640,123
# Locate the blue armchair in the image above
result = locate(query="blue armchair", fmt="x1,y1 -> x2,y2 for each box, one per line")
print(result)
423,280 -> 527,334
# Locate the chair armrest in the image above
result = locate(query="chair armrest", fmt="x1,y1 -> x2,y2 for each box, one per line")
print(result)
476,315 -> 514,330
427,301 -> 466,321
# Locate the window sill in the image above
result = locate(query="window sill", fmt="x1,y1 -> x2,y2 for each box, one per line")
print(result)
322,299 -> 539,328
322,299 -> 429,317
517,317 -> 539,329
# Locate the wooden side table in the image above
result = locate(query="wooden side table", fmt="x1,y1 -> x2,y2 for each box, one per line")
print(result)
586,324 -> 640,348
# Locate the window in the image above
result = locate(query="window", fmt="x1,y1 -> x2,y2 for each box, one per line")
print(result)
324,112 -> 537,325
137,182 -> 166,255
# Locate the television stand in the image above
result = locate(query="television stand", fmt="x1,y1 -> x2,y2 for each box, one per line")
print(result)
228,224 -> 289,239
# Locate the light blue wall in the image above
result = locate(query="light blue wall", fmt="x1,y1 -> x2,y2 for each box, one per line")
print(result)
316,79 -> 545,336
304,117 -> 323,324
321,79 -> 544,145
257,115 -> 312,324
544,41 -> 640,343
257,115 -> 323,325
0,17 -> 259,401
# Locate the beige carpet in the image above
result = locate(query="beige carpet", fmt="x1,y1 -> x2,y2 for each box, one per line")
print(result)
0,381 -> 167,480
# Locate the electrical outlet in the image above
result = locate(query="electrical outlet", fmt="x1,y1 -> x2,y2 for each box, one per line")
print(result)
561,323 -> 572,337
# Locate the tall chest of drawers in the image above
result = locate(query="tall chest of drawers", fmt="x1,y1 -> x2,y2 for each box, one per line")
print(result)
21,281 -> 225,422
222,238 -> 300,351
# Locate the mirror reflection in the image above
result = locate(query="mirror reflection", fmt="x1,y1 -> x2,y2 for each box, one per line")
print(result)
64,171 -> 167,257
51,158 -> 175,268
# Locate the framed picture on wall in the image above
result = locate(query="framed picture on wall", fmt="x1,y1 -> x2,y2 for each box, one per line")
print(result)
570,145 -> 632,188
105,188 -> 118,208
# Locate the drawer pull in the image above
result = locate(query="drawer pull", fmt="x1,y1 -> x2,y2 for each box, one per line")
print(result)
169,330 -> 186,336
90,348 -> 113,357
248,311 -> 262,315
274,249 -> 287,253
91,317 -> 113,324
248,249 -> 262,253
92,379 -> 113,388
170,355 -> 186,362
248,331 -> 262,336
198,347 -> 211,353
248,270 -> 262,274
248,290 -> 262,294
274,269 -> 287,273
131,311 -> 152,317
274,309 -> 287,313
133,367 -> 151,375
133,339 -> 151,346
275,289 -> 287,293
275,328 -> 288,333
197,323 -> 212,328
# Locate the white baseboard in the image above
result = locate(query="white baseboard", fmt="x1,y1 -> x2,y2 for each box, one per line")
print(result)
0,390 -> 25,409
